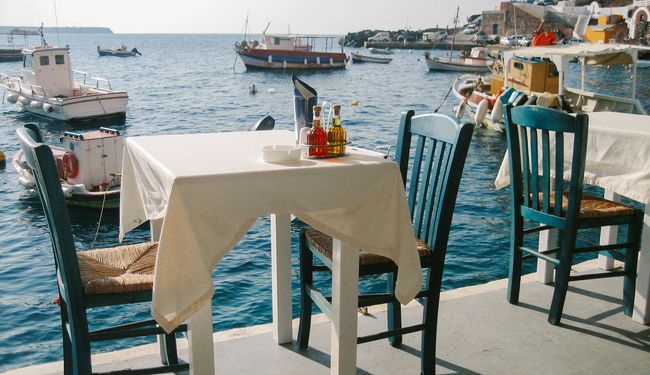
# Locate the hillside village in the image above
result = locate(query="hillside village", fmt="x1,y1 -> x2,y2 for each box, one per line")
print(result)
345,0 -> 649,50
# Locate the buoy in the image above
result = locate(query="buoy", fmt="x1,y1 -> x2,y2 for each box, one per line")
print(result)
491,98 -> 504,123
454,101 -> 466,119
249,84 -> 257,95
30,100 -> 42,109
0,150 -> 5,169
474,98 -> 489,125
267,88 -> 276,94
18,96 -> 30,105
6,93 -> 18,104
42,103 -> 54,112
351,101 -> 360,106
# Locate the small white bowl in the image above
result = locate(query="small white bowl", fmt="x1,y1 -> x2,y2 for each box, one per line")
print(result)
262,145 -> 301,163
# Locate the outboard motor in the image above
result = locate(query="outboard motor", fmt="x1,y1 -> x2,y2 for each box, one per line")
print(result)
292,74 -> 318,141
250,115 -> 275,131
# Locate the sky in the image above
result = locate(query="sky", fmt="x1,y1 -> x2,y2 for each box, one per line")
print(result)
0,0 -> 502,35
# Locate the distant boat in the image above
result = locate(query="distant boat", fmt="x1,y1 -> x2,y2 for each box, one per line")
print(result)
367,47 -> 394,55
235,30 -> 347,70
97,44 -> 142,57
0,27 -> 39,62
1,32 -> 128,122
424,47 -> 491,72
350,52 -> 392,64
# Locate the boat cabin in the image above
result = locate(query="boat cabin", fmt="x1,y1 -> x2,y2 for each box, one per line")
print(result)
497,44 -> 646,115
262,34 -> 312,52
491,57 -> 559,96
21,46 -> 74,97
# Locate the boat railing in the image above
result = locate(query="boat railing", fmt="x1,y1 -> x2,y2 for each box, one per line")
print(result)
565,87 -> 647,115
17,80 -> 46,98
0,73 -> 48,98
73,70 -> 113,90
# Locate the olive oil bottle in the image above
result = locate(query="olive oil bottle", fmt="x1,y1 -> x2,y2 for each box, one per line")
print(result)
327,104 -> 346,156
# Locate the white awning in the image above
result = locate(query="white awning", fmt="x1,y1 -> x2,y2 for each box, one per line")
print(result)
503,43 -> 639,67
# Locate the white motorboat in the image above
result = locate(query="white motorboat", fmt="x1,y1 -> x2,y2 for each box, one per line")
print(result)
14,125 -> 123,209
1,36 -> 128,122
367,47 -> 394,55
350,52 -> 392,64
425,47 -> 492,72
97,44 -> 141,57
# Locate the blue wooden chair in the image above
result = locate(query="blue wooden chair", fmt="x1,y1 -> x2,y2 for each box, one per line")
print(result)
16,125 -> 189,374
297,111 -> 474,375
503,105 -> 643,325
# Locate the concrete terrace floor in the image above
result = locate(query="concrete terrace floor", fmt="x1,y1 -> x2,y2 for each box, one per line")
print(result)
5,260 -> 650,375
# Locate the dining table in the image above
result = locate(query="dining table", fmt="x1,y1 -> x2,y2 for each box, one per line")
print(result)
495,111 -> 650,325
118,129 -> 422,374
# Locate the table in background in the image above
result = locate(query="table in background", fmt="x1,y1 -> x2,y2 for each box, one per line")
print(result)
119,130 -> 422,373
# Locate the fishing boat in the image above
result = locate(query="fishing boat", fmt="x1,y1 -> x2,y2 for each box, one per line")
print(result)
452,43 -> 648,131
14,125 -> 123,209
425,47 -> 491,72
424,7 -> 491,73
350,52 -> 392,64
235,30 -> 347,70
1,34 -> 128,122
97,44 -> 142,57
0,27 -> 39,62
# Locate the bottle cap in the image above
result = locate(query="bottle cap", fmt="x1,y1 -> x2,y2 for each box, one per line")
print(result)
313,105 -> 322,117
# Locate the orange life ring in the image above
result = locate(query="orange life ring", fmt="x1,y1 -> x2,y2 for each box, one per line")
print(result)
63,151 -> 79,179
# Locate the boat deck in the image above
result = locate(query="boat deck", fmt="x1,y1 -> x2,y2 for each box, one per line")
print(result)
5,259 -> 649,374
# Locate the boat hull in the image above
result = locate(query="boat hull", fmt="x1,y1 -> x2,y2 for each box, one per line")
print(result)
425,56 -> 490,72
98,50 -> 137,57
350,53 -> 392,64
2,82 -> 128,122
0,49 -> 22,62
236,49 -> 348,70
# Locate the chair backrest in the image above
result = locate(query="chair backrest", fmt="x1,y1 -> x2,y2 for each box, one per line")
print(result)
394,111 -> 474,257
503,105 -> 589,229
16,126 -> 88,328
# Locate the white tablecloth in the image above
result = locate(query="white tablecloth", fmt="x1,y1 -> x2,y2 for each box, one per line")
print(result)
119,130 -> 421,332
494,112 -> 650,204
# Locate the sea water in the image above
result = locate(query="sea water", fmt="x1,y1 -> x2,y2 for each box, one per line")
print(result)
0,33 -> 647,370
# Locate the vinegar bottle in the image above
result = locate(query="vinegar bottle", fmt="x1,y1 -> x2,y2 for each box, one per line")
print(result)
327,104 -> 346,156
307,105 -> 328,157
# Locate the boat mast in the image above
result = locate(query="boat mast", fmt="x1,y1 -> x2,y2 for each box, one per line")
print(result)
449,6 -> 459,60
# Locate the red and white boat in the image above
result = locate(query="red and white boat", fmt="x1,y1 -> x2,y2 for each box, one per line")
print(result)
235,33 -> 348,70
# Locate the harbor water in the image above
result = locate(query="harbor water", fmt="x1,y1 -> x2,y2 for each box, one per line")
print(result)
0,33 -> 648,371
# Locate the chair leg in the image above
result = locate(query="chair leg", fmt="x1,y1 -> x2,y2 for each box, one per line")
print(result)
623,212 -> 642,316
507,219 -> 524,304
548,231 -> 575,325
159,331 -> 179,365
60,302 -> 73,375
387,271 -> 402,347
421,262 -> 443,375
298,230 -> 314,350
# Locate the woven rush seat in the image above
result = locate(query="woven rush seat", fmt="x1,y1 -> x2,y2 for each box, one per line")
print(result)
540,193 -> 635,219
304,228 -> 431,266
77,242 -> 158,295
